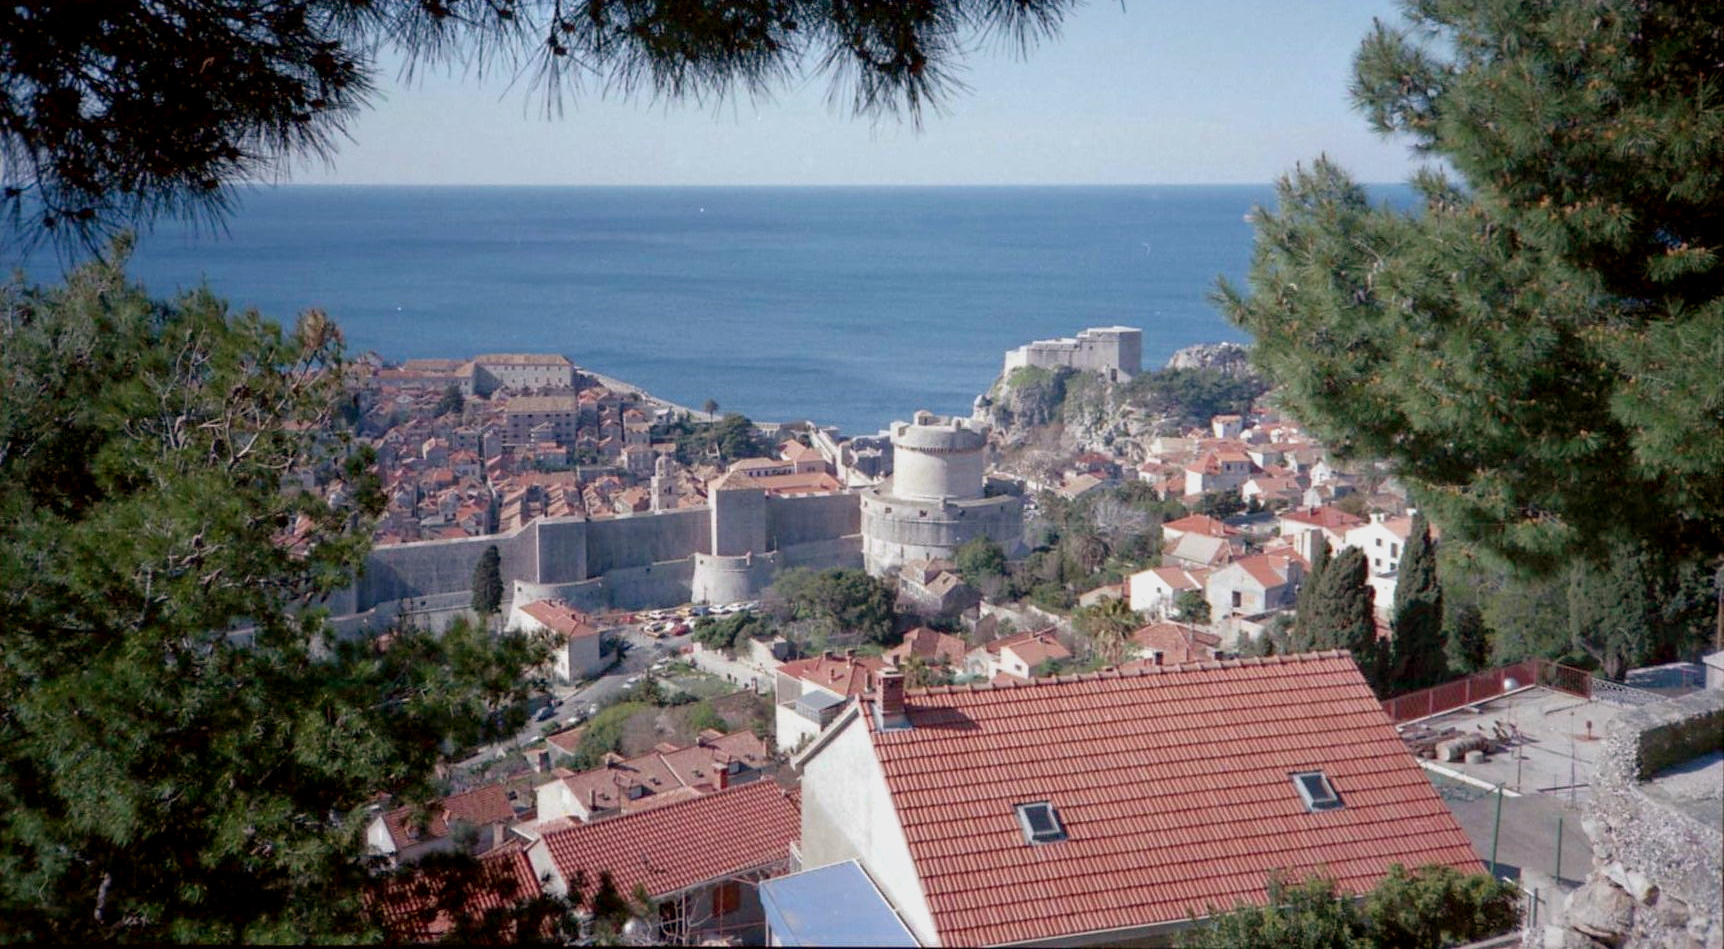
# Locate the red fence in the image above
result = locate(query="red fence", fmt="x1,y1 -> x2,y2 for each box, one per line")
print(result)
1381,659 -> 1591,724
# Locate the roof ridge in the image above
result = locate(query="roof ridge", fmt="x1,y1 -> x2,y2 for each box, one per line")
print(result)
541,777 -> 778,838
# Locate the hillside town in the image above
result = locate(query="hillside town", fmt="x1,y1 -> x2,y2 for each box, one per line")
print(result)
345,331 -> 1723,948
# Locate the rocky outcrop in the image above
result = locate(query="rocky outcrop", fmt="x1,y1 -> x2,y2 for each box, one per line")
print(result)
1532,690 -> 1724,949
1164,341 -> 1253,375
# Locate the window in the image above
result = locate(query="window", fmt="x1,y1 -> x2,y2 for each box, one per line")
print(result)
1231,591 -> 1243,609
1291,771 -> 1343,811
1015,802 -> 1068,844
711,881 -> 742,918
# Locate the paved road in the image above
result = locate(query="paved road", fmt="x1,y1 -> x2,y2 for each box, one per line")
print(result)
454,621 -> 690,774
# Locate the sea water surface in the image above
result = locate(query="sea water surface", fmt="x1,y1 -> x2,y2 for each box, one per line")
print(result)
15,186 -> 1288,436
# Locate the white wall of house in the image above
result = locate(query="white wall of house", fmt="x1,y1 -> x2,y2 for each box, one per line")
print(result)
365,815 -> 397,857
798,711 -> 940,947
1128,569 -> 1174,616
535,777 -> 597,824
557,632 -> 605,683
1344,521 -> 1405,575
775,702 -> 824,754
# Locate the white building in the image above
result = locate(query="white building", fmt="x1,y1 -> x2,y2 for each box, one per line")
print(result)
1128,565 -> 1211,619
509,599 -> 605,683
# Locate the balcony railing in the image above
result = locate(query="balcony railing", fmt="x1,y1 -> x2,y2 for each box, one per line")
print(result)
1380,658 -> 1592,724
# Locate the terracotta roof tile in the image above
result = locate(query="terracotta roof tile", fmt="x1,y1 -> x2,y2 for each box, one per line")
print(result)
868,653 -> 1482,946
778,654 -> 885,697
540,781 -> 799,901
374,843 -> 545,941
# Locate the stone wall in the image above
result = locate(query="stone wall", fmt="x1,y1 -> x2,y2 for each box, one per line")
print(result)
766,492 -> 860,548
1535,689 -> 1724,949
338,493 -> 864,621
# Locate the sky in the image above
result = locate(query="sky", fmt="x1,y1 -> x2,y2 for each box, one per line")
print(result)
296,0 -> 1423,187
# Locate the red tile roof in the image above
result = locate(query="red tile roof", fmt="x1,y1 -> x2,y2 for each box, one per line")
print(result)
374,842 -> 546,942
549,730 -> 770,817
539,781 -> 800,901
867,653 -> 1482,947
778,654 -> 885,697
1281,505 -> 1367,533
1162,514 -> 1237,538
519,600 -> 602,640
1127,622 -> 1222,665
886,628 -> 970,667
442,784 -> 518,828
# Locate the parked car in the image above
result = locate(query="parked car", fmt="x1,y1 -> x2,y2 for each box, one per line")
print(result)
535,705 -> 557,722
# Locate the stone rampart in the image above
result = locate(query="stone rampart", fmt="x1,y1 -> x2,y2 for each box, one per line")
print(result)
1534,689 -> 1723,949
582,508 -> 710,577
766,492 -> 860,548
338,491 -> 865,620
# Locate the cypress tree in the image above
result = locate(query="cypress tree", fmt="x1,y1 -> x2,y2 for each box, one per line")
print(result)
1568,541 -> 1661,681
1390,514 -> 1446,693
1304,547 -> 1381,691
472,544 -> 504,617
1290,534 -> 1331,653
1444,602 -> 1491,675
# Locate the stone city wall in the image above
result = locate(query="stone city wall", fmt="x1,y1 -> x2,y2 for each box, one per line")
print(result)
338,492 -> 865,619
766,492 -> 861,548
1534,689 -> 1723,949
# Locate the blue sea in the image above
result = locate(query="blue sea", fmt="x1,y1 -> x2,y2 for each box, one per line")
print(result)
13,186 -> 1289,436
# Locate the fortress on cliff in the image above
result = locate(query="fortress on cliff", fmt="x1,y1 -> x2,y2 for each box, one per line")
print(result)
1002,325 -> 1142,381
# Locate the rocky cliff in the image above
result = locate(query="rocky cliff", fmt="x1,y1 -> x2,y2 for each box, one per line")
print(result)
972,343 -> 1267,462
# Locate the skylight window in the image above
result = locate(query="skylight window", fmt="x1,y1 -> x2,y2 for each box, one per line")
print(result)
1291,771 -> 1344,812
1015,802 -> 1067,845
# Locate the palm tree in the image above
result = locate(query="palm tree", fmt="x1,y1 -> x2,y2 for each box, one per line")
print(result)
703,398 -> 718,421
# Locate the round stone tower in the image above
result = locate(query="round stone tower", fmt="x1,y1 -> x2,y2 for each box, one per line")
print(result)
860,411 -> 1023,576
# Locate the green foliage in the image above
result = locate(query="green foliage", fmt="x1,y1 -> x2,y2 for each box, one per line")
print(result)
684,701 -> 728,736
692,611 -> 773,655
1444,602 -> 1491,675
1361,864 -> 1522,949
1221,0 -> 1724,575
567,702 -> 651,772
0,251 -> 548,941
1568,540 -> 1717,680
1389,514 -> 1447,694
656,413 -> 773,466
955,536 -> 1008,581
1073,598 -> 1144,667
435,383 -> 464,418
1123,367 -> 1268,430
1181,866 -> 1519,949
1175,589 -> 1212,625
1197,491 -> 1246,519
1031,657 -> 1076,679
766,568 -> 895,645
1293,547 -> 1381,691
471,544 -> 503,616
1028,582 -> 1075,612
1180,873 -> 1366,949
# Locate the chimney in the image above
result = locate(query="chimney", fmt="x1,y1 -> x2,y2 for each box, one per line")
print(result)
714,756 -> 730,791
876,670 -> 909,730
844,647 -> 855,662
